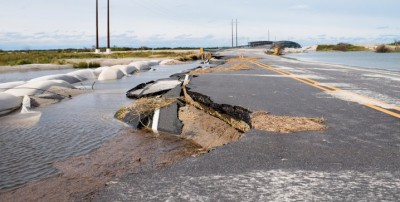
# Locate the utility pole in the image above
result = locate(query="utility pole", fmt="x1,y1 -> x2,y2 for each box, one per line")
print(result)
95,0 -> 100,53
235,19 -> 238,47
231,19 -> 234,48
106,0 -> 111,53
268,29 -> 270,41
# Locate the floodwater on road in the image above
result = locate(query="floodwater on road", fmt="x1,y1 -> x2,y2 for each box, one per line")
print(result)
286,51 -> 400,71
0,63 -> 197,190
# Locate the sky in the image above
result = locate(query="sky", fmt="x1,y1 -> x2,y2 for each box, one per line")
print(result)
0,0 -> 399,50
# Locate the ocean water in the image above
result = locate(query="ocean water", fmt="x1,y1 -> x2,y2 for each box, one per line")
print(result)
287,51 -> 400,71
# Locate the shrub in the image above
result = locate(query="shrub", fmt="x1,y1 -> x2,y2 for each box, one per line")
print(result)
56,60 -> 66,65
375,44 -> 391,53
317,44 -> 366,52
73,62 -> 101,68
88,62 -> 101,68
16,59 -> 32,65
74,62 -> 89,68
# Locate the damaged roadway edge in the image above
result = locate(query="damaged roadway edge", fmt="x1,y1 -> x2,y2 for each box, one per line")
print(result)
183,85 -> 252,132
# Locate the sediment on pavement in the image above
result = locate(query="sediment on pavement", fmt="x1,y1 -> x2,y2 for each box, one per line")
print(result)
251,111 -> 328,133
0,129 -> 203,202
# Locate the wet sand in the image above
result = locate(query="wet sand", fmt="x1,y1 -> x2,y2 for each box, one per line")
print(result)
0,129 -> 202,202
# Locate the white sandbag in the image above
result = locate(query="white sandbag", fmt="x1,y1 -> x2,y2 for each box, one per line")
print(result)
97,68 -> 125,81
93,67 -> 107,76
0,81 -> 26,92
67,69 -> 97,81
29,74 -> 81,84
111,65 -> 136,75
5,80 -> 75,97
0,92 -> 22,115
128,61 -> 151,71
148,60 -> 160,66
160,59 -> 182,65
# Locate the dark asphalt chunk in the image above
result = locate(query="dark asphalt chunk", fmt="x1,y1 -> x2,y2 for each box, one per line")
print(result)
157,103 -> 183,135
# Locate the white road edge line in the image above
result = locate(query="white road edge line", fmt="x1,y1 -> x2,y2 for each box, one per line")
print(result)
152,109 -> 160,133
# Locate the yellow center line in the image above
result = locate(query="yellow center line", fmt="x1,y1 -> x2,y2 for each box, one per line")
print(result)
251,61 -> 400,119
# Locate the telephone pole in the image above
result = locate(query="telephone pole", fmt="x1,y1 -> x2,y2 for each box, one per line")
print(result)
106,0 -> 111,53
235,19 -> 238,47
95,0 -> 100,53
231,19 -> 234,47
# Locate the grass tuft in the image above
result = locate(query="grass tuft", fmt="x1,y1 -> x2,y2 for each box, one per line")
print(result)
115,97 -> 177,120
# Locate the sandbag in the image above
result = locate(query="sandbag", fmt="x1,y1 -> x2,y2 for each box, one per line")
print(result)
29,74 -> 81,84
128,61 -> 151,71
160,59 -> 182,65
97,68 -> 125,81
111,65 -> 136,75
93,67 -> 107,76
67,69 -> 97,81
5,80 -> 75,97
148,60 -> 161,66
0,92 -> 22,115
0,81 -> 26,92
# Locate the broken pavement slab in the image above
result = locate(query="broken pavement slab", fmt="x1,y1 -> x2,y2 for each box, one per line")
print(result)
157,103 -> 183,135
126,79 -> 182,99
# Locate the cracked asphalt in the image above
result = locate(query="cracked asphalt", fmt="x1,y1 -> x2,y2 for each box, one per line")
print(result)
95,49 -> 400,201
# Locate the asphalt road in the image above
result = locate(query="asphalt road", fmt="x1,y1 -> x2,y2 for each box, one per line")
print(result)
95,49 -> 400,201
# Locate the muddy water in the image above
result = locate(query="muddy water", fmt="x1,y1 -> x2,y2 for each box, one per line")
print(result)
0,64 -> 197,190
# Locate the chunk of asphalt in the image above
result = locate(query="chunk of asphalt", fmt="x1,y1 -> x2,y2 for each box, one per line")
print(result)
162,84 -> 183,99
126,79 -> 182,99
169,67 -> 201,80
126,81 -> 155,99
186,88 -> 253,126
209,60 -> 226,66
157,103 -> 183,135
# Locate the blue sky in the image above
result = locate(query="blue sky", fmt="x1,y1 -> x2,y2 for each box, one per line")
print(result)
0,0 -> 399,50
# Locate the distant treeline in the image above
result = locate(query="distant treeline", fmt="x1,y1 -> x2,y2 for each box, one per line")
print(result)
0,46 -> 222,53
388,40 -> 400,46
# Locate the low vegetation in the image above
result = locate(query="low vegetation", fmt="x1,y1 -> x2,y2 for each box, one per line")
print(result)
115,97 -> 177,120
375,44 -> 391,53
317,43 -> 367,52
73,62 -> 101,68
0,49 -> 199,66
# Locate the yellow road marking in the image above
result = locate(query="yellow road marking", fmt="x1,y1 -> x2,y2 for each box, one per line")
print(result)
363,104 -> 400,119
251,61 -> 400,119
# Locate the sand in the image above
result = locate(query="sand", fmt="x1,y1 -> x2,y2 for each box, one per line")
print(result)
0,129 -> 202,202
179,105 -> 242,149
251,111 -> 328,133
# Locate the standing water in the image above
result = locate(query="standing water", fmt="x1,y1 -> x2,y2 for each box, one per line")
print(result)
286,51 -> 400,71
0,63 -> 198,190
